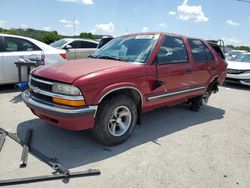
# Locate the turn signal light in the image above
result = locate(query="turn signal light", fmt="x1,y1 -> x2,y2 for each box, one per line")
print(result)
52,97 -> 86,107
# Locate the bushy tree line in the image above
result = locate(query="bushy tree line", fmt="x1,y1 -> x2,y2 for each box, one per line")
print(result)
0,28 -> 100,44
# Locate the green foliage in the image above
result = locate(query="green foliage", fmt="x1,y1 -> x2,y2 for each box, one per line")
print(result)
37,31 -> 62,44
79,32 -> 95,40
0,28 -> 105,44
227,45 -> 250,52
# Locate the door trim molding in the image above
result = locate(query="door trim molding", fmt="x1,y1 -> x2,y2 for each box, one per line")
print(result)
147,86 -> 206,102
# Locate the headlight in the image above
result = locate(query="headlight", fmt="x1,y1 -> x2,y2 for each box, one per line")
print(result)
52,82 -> 82,96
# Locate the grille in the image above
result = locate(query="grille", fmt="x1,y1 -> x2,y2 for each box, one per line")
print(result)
30,76 -> 53,103
31,91 -> 52,103
227,69 -> 245,74
30,78 -> 52,91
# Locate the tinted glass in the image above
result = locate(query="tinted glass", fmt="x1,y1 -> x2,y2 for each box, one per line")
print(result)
157,36 -> 188,64
188,39 -> 214,62
82,41 -> 97,48
4,37 -> 40,52
69,41 -> 82,48
50,39 -> 69,48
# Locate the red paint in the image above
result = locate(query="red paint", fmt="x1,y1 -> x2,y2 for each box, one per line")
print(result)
31,108 -> 95,131
28,32 -> 227,131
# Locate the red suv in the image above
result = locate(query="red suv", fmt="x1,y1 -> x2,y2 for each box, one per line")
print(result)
22,33 -> 227,145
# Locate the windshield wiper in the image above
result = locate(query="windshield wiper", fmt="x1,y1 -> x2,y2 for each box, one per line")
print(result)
97,56 -> 122,61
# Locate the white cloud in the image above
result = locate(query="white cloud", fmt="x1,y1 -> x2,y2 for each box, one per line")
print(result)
168,11 -> 176,16
0,20 -> 7,27
91,22 -> 115,34
59,19 -> 71,24
226,20 -> 239,26
59,19 -> 80,28
43,27 -> 52,31
222,37 -> 241,46
59,0 -> 94,5
159,22 -> 168,27
21,24 -> 27,29
142,27 -> 149,32
177,0 -> 208,22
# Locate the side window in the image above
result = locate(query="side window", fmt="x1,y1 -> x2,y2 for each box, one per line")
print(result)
4,37 -> 40,52
69,41 -> 82,48
157,36 -> 188,64
188,39 -> 215,62
81,41 -> 97,48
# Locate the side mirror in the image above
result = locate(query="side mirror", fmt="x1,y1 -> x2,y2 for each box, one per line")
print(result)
64,44 -> 72,50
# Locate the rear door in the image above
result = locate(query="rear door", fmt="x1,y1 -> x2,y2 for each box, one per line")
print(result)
187,39 -> 216,88
78,41 -> 97,59
147,35 -> 192,104
2,36 -> 42,84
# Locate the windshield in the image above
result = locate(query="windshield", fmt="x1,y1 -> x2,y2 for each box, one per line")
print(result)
231,54 -> 250,63
92,34 -> 159,63
50,39 -> 69,48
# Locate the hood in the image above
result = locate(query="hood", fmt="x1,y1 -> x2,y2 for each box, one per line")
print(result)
32,58 -> 133,83
227,61 -> 250,70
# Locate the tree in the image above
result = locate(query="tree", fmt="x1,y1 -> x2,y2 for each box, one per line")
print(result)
79,32 -> 95,40
37,31 -> 62,44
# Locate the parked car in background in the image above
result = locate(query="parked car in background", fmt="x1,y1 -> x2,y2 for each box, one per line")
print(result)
226,50 -> 248,60
22,32 -> 227,145
97,36 -> 114,49
226,53 -> 250,86
50,38 -> 98,60
0,34 -> 67,85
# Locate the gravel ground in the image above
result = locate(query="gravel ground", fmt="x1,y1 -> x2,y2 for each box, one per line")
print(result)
0,83 -> 249,188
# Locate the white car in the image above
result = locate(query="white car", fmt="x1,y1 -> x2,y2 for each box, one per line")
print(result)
0,34 -> 67,85
50,38 -> 98,60
226,53 -> 250,86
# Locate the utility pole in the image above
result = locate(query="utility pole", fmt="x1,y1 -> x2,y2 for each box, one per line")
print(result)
74,17 -> 76,38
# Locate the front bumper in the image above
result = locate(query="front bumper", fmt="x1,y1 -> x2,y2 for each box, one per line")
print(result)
22,90 -> 97,130
226,73 -> 250,86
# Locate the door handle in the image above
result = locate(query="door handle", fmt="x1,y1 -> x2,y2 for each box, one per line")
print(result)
186,67 -> 192,73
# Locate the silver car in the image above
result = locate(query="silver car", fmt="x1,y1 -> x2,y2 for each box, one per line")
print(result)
50,38 -> 98,60
226,53 -> 250,86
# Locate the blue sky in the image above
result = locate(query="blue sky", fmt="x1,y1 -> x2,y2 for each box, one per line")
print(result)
0,0 -> 249,46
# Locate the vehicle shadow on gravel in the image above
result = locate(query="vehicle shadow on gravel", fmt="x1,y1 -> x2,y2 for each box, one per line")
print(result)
16,104 -> 225,170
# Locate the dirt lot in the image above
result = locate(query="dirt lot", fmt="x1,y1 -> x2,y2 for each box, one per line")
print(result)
0,83 -> 249,188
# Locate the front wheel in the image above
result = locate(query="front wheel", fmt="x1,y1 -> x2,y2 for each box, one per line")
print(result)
92,95 -> 138,145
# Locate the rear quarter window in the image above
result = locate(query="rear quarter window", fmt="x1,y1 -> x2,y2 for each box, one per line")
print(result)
188,39 -> 215,62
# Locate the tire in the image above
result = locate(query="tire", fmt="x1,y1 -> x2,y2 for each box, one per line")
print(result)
190,92 -> 210,112
92,95 -> 138,145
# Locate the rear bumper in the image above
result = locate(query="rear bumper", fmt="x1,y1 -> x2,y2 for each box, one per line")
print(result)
22,90 -> 97,130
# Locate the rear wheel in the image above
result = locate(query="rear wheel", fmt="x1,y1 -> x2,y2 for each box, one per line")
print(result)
92,95 -> 138,145
190,92 -> 211,111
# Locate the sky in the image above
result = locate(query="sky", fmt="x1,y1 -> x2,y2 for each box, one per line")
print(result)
0,0 -> 250,46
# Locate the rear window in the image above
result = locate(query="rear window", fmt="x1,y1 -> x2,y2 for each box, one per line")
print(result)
207,42 -> 225,60
50,39 -> 69,48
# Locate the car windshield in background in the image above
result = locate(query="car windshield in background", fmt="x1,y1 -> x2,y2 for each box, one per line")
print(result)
231,54 -> 250,63
92,34 -> 159,63
50,39 -> 69,48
